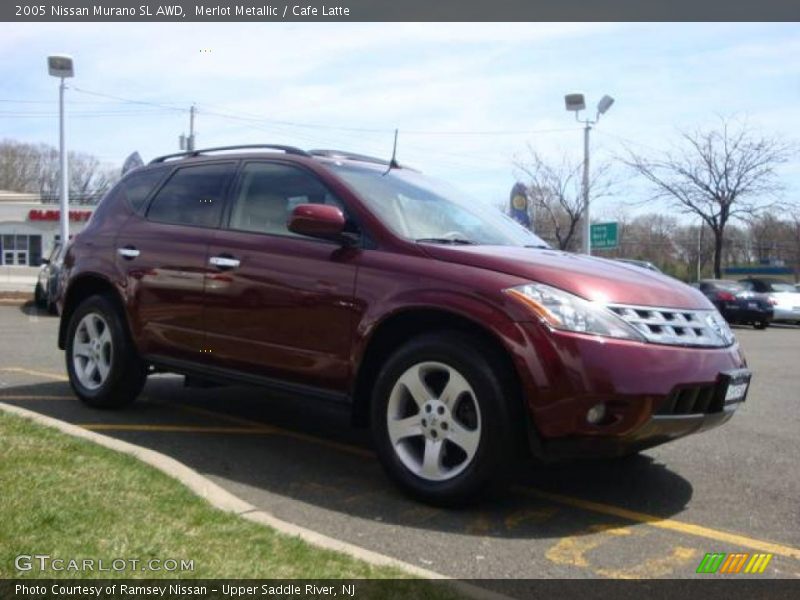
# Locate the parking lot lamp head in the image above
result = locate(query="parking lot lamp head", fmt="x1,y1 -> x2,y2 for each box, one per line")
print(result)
596,95 -> 615,119
47,55 -> 74,249
564,93 -> 586,114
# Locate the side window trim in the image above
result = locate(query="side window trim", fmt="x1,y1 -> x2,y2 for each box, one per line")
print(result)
144,160 -> 238,229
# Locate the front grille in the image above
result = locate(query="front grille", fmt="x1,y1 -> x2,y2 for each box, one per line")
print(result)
607,305 -> 728,347
656,385 -> 721,415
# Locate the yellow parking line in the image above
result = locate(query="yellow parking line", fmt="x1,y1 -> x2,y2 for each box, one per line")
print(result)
0,395 -> 73,401
0,367 -> 68,381
514,487 -> 800,561
6,365 -> 800,561
78,424 -> 275,434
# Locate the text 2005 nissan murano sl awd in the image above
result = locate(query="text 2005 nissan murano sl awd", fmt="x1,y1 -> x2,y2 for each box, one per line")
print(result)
57,145 -> 751,504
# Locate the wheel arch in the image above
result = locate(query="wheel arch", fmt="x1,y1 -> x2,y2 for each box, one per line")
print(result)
58,273 -> 129,350
350,306 -> 534,454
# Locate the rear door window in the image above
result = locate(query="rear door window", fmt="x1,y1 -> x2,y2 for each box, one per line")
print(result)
107,167 -> 169,215
147,163 -> 236,228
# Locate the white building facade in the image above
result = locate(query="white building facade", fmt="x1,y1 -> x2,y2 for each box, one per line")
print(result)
0,191 -> 95,266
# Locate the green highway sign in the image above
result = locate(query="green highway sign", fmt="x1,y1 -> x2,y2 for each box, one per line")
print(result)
591,222 -> 619,250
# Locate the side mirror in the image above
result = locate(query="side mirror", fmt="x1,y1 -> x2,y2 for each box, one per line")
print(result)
288,204 -> 356,245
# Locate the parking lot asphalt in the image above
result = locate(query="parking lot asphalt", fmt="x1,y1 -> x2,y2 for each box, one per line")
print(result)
2,303 -> 799,591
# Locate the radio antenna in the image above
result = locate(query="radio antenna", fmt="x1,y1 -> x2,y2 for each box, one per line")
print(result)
383,128 -> 399,175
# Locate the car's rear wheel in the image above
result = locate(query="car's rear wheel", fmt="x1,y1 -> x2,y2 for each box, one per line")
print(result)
65,294 -> 146,409
370,332 -> 516,506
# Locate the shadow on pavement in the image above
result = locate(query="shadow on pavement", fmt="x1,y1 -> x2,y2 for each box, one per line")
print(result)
0,376 -> 694,541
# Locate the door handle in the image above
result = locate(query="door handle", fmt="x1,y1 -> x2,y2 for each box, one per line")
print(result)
117,246 -> 140,260
209,255 -> 240,270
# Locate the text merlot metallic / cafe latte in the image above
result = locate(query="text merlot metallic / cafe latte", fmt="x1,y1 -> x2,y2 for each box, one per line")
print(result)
41,5 -> 351,18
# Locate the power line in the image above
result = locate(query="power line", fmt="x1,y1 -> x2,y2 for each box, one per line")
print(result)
70,87 -> 188,112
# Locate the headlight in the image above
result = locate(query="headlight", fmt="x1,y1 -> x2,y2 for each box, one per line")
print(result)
706,310 -> 735,346
504,283 -> 645,341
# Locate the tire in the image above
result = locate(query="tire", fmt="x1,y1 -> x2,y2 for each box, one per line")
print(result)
65,294 -> 146,409
754,320 -> 769,330
370,331 -> 517,506
34,283 -> 46,308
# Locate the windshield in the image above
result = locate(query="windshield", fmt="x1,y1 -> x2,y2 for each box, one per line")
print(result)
713,280 -> 746,292
330,163 -> 548,247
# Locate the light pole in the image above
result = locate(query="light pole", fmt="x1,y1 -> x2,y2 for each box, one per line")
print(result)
47,55 -> 74,248
564,93 -> 614,255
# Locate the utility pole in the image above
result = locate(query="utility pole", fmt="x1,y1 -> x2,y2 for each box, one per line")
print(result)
180,105 -> 196,151
48,55 -> 74,248
563,93 -> 614,256
188,104 -> 196,151
696,220 -> 704,281
581,122 -> 591,255
58,78 -> 69,246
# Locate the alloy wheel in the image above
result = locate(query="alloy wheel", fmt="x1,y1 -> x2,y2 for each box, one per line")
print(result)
386,361 -> 482,482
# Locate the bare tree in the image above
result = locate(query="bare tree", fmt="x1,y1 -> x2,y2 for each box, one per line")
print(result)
624,118 -> 794,278
0,139 -> 117,204
514,149 -> 613,251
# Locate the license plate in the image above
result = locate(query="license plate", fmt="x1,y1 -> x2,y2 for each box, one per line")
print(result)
747,302 -> 758,309
720,369 -> 751,405
725,382 -> 748,402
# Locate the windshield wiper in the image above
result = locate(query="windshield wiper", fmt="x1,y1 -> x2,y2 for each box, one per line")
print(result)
415,237 -> 476,245
524,244 -> 549,249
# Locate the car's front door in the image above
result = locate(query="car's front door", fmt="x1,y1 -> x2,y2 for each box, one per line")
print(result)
203,161 -> 359,393
117,161 -> 236,362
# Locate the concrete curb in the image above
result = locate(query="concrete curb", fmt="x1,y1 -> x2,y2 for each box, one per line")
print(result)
0,402 -> 507,600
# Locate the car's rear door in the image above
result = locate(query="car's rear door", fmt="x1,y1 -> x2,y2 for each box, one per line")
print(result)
116,161 -> 237,362
202,160 -> 359,393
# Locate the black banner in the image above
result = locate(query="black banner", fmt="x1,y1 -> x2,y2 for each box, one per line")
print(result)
3,0 -> 800,22
3,579 -> 800,600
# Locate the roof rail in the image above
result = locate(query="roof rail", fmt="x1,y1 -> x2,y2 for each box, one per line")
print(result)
149,144 -> 310,164
308,149 -> 391,166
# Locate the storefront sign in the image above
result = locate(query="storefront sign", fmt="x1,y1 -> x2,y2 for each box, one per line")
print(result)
28,209 -> 92,222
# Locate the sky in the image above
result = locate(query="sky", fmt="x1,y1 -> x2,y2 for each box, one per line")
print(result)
1,22 -> 798,221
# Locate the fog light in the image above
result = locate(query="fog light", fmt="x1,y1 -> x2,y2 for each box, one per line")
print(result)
586,403 -> 606,425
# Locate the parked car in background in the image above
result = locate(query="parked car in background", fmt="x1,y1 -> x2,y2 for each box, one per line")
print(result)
739,278 -> 800,325
614,258 -> 662,273
57,145 -> 750,504
34,243 -> 63,314
697,279 -> 773,329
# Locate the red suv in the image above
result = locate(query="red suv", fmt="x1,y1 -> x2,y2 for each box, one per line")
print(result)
58,145 -> 751,504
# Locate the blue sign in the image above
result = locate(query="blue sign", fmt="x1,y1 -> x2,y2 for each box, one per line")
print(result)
509,182 -> 530,228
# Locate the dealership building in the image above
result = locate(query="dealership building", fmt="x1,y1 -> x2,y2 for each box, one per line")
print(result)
0,191 -> 95,266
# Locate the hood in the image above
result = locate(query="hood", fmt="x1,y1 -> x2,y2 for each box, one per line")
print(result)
421,245 -> 713,310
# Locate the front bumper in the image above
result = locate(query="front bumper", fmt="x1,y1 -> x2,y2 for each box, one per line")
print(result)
773,306 -> 800,322
512,321 -> 748,461
541,407 -> 736,459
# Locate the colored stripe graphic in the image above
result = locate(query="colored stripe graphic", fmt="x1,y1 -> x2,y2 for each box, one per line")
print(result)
697,553 -> 726,574
744,554 -> 773,574
720,553 -> 749,573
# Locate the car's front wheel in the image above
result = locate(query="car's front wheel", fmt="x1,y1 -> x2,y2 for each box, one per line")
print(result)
65,294 -> 147,409
370,332 -> 516,505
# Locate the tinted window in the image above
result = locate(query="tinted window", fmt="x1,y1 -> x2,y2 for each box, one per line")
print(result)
228,162 -> 344,236
147,163 -> 235,228
109,168 -> 168,215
